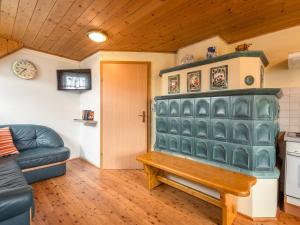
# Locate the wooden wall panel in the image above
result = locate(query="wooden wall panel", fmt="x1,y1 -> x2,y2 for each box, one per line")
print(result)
0,37 -> 23,58
0,0 -> 20,38
49,0 -> 111,53
60,0 -> 133,57
64,0 -> 186,59
0,0 -> 299,60
21,0 -> 57,46
39,0 -> 94,52
31,0 -> 77,49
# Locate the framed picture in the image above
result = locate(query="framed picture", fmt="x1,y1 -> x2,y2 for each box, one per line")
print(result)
210,65 -> 228,90
168,75 -> 180,94
187,70 -> 201,92
260,65 -> 264,88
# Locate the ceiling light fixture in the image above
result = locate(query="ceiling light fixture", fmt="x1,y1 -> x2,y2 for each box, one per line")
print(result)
87,30 -> 107,42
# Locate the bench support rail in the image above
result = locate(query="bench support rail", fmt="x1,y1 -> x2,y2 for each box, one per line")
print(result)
144,165 -> 237,225
157,176 -> 222,208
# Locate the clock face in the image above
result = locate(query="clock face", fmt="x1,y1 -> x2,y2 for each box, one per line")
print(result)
12,60 -> 37,79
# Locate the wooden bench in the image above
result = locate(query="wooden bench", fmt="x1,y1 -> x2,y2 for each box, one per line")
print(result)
137,152 -> 257,225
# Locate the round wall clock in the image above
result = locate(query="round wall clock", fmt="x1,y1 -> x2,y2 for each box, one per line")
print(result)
12,59 -> 37,80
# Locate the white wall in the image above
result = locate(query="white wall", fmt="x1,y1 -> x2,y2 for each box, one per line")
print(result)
177,25 -> 300,89
0,48 -> 175,167
0,49 -> 81,158
78,53 -> 101,167
231,25 -> 300,88
161,57 -> 262,95
177,36 -> 231,64
79,51 -> 176,167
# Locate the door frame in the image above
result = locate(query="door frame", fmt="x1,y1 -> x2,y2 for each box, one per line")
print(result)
100,61 -> 151,168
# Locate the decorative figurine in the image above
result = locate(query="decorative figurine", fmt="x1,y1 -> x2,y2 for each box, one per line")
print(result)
207,46 -> 217,58
235,43 -> 252,51
180,54 -> 195,65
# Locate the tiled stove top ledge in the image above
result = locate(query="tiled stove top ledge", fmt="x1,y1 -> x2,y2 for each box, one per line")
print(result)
157,150 -> 280,179
159,51 -> 269,76
155,88 -> 282,100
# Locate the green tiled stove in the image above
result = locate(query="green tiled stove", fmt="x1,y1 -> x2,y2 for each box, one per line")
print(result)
154,88 -> 282,178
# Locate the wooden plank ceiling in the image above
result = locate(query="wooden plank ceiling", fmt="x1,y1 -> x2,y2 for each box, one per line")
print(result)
0,0 -> 300,61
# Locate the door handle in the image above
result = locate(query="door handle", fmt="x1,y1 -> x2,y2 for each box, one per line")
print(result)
138,111 -> 146,123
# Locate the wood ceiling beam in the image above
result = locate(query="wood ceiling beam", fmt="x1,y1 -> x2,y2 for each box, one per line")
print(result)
0,36 -> 23,58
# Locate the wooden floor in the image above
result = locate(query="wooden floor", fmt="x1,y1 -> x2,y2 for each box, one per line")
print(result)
32,159 -> 300,225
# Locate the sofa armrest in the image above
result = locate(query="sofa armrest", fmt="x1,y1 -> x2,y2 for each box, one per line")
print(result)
0,186 -> 33,222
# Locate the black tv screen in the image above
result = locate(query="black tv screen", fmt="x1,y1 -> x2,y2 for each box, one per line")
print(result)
57,69 -> 91,90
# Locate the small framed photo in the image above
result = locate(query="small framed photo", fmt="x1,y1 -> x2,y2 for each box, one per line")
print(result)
187,70 -> 201,92
168,75 -> 180,94
210,65 -> 228,90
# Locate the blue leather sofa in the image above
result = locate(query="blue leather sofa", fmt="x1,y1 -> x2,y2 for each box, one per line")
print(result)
0,125 -> 70,225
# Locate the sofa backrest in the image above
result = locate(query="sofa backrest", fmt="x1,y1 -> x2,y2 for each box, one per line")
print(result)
0,125 -> 64,151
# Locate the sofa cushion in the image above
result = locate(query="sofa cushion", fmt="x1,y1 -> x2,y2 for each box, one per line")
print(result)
16,147 -> 70,170
0,125 -> 64,151
0,186 -> 33,222
0,157 -> 27,190
0,157 -> 33,222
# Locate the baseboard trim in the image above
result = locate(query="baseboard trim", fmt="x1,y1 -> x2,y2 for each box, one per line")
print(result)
237,211 -> 277,222
22,161 -> 66,172
79,157 -> 100,168
67,157 -> 80,161
284,196 -> 300,218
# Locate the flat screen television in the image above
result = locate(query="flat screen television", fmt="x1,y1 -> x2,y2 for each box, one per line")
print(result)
57,69 -> 91,90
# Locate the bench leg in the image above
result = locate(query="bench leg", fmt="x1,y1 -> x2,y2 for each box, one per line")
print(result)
144,165 -> 161,190
221,193 -> 237,225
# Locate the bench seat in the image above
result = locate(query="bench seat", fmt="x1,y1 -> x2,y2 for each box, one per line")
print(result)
137,152 -> 257,225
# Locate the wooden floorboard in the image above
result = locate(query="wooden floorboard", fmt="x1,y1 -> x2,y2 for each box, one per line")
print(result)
31,159 -> 300,225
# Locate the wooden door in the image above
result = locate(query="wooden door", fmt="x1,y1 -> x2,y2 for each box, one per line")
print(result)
101,62 -> 150,169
